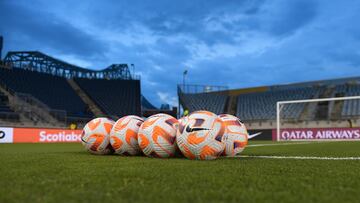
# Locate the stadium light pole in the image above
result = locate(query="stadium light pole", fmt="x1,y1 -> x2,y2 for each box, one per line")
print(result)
179,69 -> 188,118
131,64 -> 135,79
183,70 -> 188,92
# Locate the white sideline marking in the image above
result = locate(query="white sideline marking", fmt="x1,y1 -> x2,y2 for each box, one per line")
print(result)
237,155 -> 360,160
247,142 -> 315,147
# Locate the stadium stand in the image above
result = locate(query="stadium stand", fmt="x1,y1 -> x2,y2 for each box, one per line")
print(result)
74,78 -> 141,117
0,68 -> 92,119
338,84 -> 360,117
0,40 -> 358,129
0,50 -> 146,128
236,87 -> 322,120
179,79 -> 360,122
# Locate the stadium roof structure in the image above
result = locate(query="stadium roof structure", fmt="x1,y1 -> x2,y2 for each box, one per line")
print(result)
178,76 -> 360,96
2,50 -> 158,110
3,51 -> 136,80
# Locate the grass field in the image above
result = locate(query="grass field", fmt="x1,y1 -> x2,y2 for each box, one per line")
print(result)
1,141 -> 360,203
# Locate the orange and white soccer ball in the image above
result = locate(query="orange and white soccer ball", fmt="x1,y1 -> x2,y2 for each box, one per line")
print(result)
178,116 -> 188,123
81,117 -> 114,155
138,113 -> 178,158
110,115 -> 144,155
177,110 -> 225,160
219,114 -> 248,157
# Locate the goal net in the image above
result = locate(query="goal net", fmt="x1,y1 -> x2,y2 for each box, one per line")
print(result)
276,96 -> 360,141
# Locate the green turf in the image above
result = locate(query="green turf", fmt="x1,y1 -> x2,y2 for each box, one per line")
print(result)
1,141 -> 360,203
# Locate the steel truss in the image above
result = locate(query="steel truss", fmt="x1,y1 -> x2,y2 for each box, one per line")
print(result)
3,51 -> 135,80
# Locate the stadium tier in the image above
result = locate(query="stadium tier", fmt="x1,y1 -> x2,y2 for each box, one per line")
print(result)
0,50 -> 149,128
236,87 -> 322,120
74,78 -> 141,117
179,81 -> 360,121
0,68 -> 92,118
341,84 -> 360,117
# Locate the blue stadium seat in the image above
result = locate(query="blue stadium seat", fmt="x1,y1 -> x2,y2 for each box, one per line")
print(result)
236,87 -> 320,120
336,84 -> 360,117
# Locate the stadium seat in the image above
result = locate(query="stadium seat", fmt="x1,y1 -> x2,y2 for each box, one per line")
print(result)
180,92 -> 227,115
336,84 -> 360,117
74,78 -> 141,117
236,87 -> 321,120
0,68 -> 92,119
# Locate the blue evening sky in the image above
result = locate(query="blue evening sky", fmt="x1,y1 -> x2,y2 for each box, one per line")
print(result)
1,0 -> 359,107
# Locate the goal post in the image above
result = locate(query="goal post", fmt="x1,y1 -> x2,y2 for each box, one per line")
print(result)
276,96 -> 360,141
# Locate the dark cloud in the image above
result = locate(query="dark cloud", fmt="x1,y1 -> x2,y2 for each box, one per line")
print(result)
0,1 -> 106,56
1,0 -> 359,107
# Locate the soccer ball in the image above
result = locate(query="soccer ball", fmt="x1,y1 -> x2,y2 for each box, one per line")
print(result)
177,110 -> 225,160
219,114 -> 248,157
81,117 -> 114,155
138,113 -> 178,158
110,115 -> 144,155
177,116 -> 188,127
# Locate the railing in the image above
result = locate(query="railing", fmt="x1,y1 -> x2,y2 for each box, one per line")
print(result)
11,93 -> 67,127
178,84 -> 228,94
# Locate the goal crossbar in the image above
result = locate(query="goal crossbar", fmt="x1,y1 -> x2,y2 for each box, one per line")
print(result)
276,95 -> 360,141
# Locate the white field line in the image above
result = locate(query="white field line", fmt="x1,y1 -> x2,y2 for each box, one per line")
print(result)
237,155 -> 360,160
247,142 -> 316,147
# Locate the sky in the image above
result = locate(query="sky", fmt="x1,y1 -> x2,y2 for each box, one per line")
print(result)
1,0 -> 360,107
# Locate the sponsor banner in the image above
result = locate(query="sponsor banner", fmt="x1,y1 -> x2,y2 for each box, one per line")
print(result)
0,127 -> 14,143
12,128 -> 82,143
275,128 -> 360,141
248,129 -> 273,140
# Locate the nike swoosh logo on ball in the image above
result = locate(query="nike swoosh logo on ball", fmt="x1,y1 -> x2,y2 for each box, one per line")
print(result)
185,126 -> 210,133
81,136 -> 88,144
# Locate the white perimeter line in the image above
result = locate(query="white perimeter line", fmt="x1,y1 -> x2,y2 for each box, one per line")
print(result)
237,155 -> 360,160
247,142 -> 316,147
